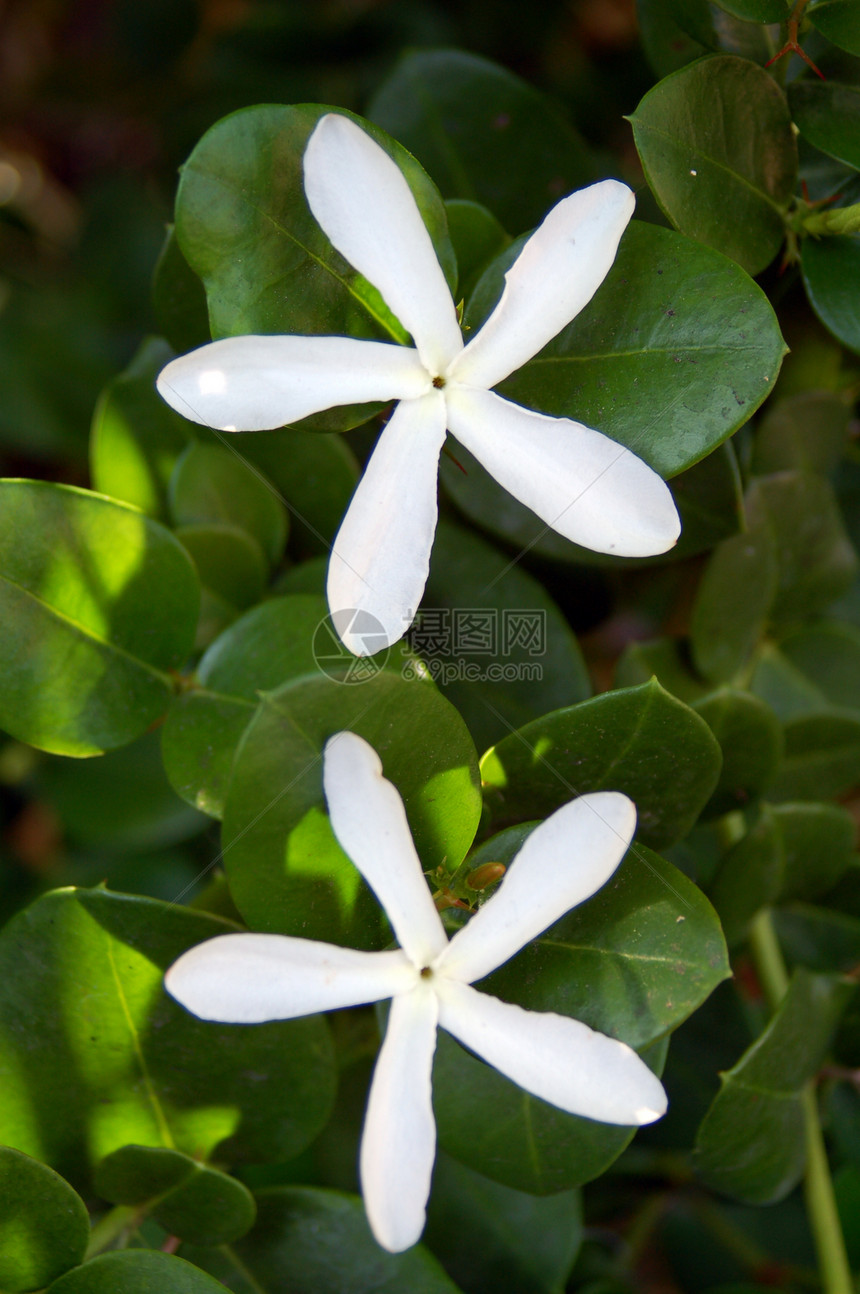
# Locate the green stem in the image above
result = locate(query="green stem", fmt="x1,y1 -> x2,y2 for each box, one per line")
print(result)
85,1204 -> 142,1259
748,911 -> 855,1294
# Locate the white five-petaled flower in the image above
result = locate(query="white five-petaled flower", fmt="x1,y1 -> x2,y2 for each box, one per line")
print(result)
165,730 -> 667,1253
157,113 -> 681,655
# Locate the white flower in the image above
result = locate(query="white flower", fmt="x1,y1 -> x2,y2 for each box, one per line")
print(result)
157,112 -> 680,655
165,730 -> 667,1253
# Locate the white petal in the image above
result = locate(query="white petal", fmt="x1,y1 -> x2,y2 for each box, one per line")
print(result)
165,933 -> 416,1022
449,179 -> 634,390
436,979 -> 666,1125
327,390 -> 448,652
323,732 -> 449,968
304,114 -> 463,375
157,335 -> 429,431
437,791 -> 636,985
445,387 -> 681,557
361,983 -> 439,1252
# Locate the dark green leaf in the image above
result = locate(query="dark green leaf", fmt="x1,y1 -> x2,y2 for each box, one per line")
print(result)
46,1251 -> 229,1294
152,226 -> 211,354
0,889 -> 335,1186
789,81 -> 860,171
0,481 -> 199,756
752,390 -> 852,475
175,523 -> 267,645
0,1147 -> 89,1291
714,0 -> 788,18
180,1187 -> 462,1293
444,199 -> 510,299
775,904 -> 860,972
690,525 -> 778,684
469,221 -> 786,479
90,338 -> 191,520
420,519 -> 591,753
693,690 -> 783,817
807,0 -> 860,55
775,802 -> 857,901
162,594 -> 328,817
769,711 -> 860,800
629,55 -> 797,275
708,807 -> 783,944
222,671 -> 481,944
480,680 -> 723,848
772,621 -> 860,713
637,0 -> 716,78
170,442 -> 288,566
802,234 -> 860,353
614,637 -> 708,704
95,1145 -> 256,1245
425,1152 -> 582,1294
368,49 -> 595,232
694,969 -> 853,1202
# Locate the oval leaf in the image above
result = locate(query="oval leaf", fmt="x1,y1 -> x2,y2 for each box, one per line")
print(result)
46,1250 -> 228,1294
0,1147 -> 89,1292
802,234 -> 860,354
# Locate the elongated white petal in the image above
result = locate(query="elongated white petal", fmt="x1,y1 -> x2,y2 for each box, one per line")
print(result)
327,390 -> 448,652
449,179 -> 634,390
446,387 -> 680,557
436,979 -> 666,1125
165,933 -> 416,1022
304,114 -> 463,375
437,792 -> 635,985
361,983 -> 439,1252
157,335 -> 429,431
324,732 -> 449,968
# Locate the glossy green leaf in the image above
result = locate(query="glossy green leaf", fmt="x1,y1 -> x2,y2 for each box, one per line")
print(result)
769,711 -> 860,801
714,0 -> 788,18
0,1147 -> 89,1292
746,472 -> 858,624
630,55 -> 797,275
480,680 -> 723,848
175,523 -> 267,645
162,594 -> 329,817
424,1152 -> 582,1294
419,518 -> 591,753
615,637 -> 708,704
170,442 -> 288,566
469,220 -> 784,480
90,338 -> 191,520
789,81 -> 860,171
694,969 -> 853,1202
444,199 -> 510,299
0,481 -> 199,756
708,807 -> 784,944
368,49 -> 595,232
807,0 -> 860,54
222,671 -> 481,944
95,1145 -> 256,1245
181,1188 -> 461,1291
46,1250 -> 228,1294
152,226 -> 211,354
751,390 -> 852,475
690,525 -> 778,684
175,103 -> 455,433
802,234 -> 860,353
637,0 -> 715,77
693,690 -> 783,817
0,889 -> 336,1186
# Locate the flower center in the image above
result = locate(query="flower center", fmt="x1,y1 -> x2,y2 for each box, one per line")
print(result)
432,375 -> 446,389
420,965 -> 435,979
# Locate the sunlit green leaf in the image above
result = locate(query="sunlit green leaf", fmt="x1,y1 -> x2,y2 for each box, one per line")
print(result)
0,1147 -> 89,1292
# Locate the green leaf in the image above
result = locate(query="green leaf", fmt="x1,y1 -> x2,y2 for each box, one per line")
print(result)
615,637 -> 708,704
419,518 -> 592,754
775,802 -> 857,901
95,1145 -> 256,1245
746,472 -> 858,625
90,338 -> 192,520
629,55 -> 797,275
0,889 -> 336,1186
807,0 -> 860,55
713,0 -> 788,18
637,0 -> 716,78
690,525 -> 778,684
368,49 -> 595,232
0,1147 -> 89,1291
181,1187 -> 461,1292
444,199 -> 510,299
775,904 -> 860,973
152,226 -> 211,354
0,481 -> 199,756
175,523 -> 267,645
480,680 -> 723,848
693,690 -> 783,817
708,807 -> 784,944
425,1152 -> 582,1294
751,390 -> 852,475
162,594 -> 329,817
802,234 -> 860,354
468,221 -> 786,480
769,711 -> 860,801
769,621 -> 860,713
46,1250 -> 229,1294
222,671 -> 481,944
694,969 -> 853,1202
175,103 -> 454,432
169,442 -> 288,566
789,81 -> 860,171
